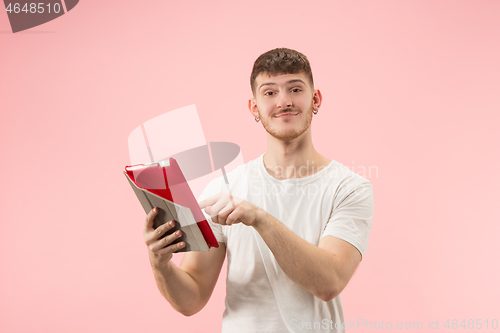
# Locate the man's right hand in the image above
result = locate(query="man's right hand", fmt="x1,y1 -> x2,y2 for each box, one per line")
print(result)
143,207 -> 186,266
141,207 -> 226,316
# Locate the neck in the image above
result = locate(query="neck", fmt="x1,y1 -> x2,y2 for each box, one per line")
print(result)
263,128 -> 330,180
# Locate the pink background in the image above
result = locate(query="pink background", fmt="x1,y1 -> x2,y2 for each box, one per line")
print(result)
1,1 -> 499,332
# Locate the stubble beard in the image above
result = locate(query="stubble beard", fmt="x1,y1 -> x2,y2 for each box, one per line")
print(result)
260,104 -> 314,142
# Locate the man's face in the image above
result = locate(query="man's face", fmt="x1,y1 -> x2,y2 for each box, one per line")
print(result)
250,72 -> 320,142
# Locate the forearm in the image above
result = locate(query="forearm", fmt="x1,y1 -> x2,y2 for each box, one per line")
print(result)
150,260 -> 204,316
253,212 -> 342,302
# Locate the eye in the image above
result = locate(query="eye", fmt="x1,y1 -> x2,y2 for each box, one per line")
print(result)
291,88 -> 301,93
264,91 -> 275,96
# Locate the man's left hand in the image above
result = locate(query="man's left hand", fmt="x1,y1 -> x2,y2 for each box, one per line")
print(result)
199,193 -> 263,227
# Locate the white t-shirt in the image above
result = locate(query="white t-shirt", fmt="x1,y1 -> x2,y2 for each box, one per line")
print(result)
197,154 -> 374,333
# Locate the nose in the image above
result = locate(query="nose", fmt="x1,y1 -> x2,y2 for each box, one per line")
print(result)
276,92 -> 293,109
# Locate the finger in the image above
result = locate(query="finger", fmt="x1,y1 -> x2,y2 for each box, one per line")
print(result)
220,199 -> 237,215
155,240 -> 186,256
217,201 -> 236,225
144,220 -> 175,245
208,194 -> 231,218
226,205 -> 244,225
149,229 -> 184,253
204,205 -> 213,216
143,207 -> 159,234
199,193 -> 222,210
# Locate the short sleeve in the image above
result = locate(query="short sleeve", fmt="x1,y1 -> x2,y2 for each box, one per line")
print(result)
321,181 -> 374,259
197,179 -> 226,244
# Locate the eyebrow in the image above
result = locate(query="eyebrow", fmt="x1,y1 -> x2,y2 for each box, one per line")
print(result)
258,79 -> 306,91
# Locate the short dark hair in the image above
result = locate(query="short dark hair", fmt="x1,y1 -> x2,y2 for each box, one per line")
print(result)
250,48 -> 314,95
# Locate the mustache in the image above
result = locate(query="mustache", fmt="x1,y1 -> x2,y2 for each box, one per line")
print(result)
275,108 -> 299,116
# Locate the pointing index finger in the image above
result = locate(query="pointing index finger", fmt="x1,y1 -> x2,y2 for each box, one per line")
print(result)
199,193 -> 221,210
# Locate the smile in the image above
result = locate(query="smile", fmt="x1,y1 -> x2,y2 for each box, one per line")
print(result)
275,112 -> 299,118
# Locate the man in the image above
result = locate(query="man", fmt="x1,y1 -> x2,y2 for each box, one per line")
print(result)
143,48 -> 374,332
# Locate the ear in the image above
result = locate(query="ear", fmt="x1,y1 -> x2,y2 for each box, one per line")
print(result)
313,89 -> 323,110
248,98 -> 259,118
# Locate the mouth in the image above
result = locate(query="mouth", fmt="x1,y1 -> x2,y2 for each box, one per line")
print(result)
275,112 -> 299,118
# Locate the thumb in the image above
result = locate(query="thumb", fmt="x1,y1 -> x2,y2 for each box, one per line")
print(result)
204,205 -> 213,216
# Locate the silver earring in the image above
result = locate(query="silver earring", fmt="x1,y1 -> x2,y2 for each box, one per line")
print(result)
255,116 -> 260,122
313,107 -> 319,115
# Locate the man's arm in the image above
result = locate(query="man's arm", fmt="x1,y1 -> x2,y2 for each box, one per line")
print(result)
253,212 -> 361,302
145,208 -> 226,316
200,193 -> 364,302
